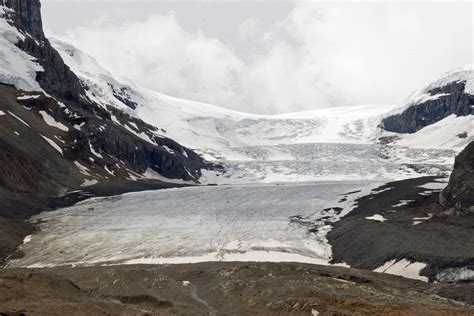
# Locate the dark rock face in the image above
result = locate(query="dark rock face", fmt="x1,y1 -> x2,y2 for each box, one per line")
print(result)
440,142 -> 474,213
2,0 -> 86,102
382,81 -> 474,134
1,0 -> 44,40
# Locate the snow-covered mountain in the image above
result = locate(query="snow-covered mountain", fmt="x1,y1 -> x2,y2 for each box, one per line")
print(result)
1,0 -> 472,187
51,38 -> 473,183
0,1 -> 215,197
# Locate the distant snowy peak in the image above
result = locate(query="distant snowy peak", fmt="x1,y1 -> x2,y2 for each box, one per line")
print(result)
422,66 -> 474,96
379,66 -> 473,152
382,66 -> 473,134
400,66 -> 474,114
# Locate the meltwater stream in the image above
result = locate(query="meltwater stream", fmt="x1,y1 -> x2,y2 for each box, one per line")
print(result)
9,181 -> 380,268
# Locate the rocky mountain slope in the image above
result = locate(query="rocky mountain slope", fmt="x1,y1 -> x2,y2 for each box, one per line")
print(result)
0,1 -> 215,191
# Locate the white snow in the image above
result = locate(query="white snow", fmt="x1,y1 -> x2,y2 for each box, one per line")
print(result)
419,182 -> 447,190
392,200 -> 413,208
23,235 -> 33,244
365,214 -> 387,222
74,161 -> 91,176
17,94 -> 41,100
7,111 -> 29,126
412,214 -> 433,226
88,143 -> 103,159
73,122 -> 85,130
374,259 -> 428,282
393,114 -> 473,151
162,145 -> 174,154
142,168 -> 195,184
40,135 -> 63,155
39,111 -> 69,131
81,179 -> 98,187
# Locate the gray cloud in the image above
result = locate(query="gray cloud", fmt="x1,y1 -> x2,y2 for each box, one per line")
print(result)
44,1 -> 472,114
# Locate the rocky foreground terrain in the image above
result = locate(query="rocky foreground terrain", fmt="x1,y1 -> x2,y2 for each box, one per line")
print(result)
1,262 -> 473,315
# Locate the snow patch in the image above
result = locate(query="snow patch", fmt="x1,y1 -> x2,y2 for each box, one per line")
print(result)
419,182 -> 446,190
17,94 -> 41,100
81,179 -> 98,187
39,111 -> 69,131
7,111 -> 29,126
162,145 -> 174,154
74,161 -> 91,176
40,135 -> 63,155
142,168 -> 194,184
89,143 -> 103,159
392,200 -> 413,208
375,259 -> 428,282
412,214 -> 433,226
365,214 -> 387,222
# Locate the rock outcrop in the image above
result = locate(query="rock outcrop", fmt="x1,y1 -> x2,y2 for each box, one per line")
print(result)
440,142 -> 474,213
382,81 -> 474,134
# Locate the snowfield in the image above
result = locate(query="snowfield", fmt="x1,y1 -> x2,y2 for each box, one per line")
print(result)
50,39 -> 472,183
9,181 -> 379,268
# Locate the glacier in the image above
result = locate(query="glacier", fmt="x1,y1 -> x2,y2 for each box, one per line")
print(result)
9,181 -> 379,268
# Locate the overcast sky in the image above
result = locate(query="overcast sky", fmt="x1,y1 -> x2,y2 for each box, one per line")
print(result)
41,1 -> 473,114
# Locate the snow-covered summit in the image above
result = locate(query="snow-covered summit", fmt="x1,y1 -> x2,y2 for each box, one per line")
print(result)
389,65 -> 474,117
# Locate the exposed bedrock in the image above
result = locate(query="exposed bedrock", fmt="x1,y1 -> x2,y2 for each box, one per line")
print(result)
382,81 -> 474,134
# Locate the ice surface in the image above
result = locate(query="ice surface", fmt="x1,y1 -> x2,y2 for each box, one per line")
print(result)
9,181 -> 379,268
436,267 -> 474,283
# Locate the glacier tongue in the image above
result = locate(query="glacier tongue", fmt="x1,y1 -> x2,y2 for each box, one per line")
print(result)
8,181 -> 378,268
